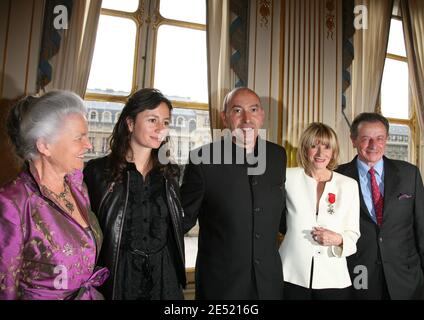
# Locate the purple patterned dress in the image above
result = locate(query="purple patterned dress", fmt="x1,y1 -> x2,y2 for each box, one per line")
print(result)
0,163 -> 109,300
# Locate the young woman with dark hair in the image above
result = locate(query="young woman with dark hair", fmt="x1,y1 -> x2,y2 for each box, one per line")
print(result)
84,88 -> 186,300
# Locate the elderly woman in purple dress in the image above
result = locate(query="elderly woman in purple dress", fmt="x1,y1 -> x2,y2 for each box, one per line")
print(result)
0,91 -> 108,300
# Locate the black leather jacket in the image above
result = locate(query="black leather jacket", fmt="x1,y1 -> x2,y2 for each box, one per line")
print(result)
83,156 -> 186,299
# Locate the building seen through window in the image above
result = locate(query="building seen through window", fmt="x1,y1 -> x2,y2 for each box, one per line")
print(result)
84,91 -> 210,164
387,124 -> 410,162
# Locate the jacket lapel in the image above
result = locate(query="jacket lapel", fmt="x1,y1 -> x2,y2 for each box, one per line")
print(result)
382,156 -> 400,223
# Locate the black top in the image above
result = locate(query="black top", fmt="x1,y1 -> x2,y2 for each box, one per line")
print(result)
115,163 -> 183,300
181,138 -> 287,299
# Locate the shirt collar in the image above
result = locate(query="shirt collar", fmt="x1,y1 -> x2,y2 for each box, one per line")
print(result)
356,157 -> 384,178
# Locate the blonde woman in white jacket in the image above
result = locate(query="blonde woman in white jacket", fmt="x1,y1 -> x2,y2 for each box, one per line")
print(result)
279,123 -> 360,299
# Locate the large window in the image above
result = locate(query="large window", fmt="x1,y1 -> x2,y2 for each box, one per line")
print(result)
84,0 -> 211,165
380,18 -> 417,163
84,0 -> 208,272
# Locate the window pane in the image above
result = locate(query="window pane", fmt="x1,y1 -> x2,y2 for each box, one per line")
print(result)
154,25 -> 208,103
381,59 -> 409,119
159,0 -> 206,24
84,100 -> 124,161
86,15 -> 136,96
101,0 -> 139,12
386,124 -> 410,162
387,19 -> 406,57
168,107 -> 211,164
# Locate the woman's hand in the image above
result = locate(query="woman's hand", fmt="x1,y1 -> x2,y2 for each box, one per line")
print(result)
311,227 -> 343,246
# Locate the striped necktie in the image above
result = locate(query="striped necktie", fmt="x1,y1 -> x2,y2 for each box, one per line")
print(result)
369,167 -> 384,226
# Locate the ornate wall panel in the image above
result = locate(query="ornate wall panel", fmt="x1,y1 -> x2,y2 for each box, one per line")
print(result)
249,0 -> 345,166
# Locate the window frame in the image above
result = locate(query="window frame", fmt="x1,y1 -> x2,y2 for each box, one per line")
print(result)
380,16 -> 418,165
84,0 -> 209,112
84,5 -> 141,103
149,2 -> 208,111
89,110 -> 99,122
102,111 -> 113,123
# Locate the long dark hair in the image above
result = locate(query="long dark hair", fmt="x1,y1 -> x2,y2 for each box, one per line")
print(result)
107,88 -> 178,182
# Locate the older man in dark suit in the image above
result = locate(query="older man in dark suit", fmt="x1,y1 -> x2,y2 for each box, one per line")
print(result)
337,113 -> 424,299
181,87 -> 286,300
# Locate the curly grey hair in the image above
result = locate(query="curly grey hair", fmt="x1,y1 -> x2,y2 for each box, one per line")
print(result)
7,90 -> 87,160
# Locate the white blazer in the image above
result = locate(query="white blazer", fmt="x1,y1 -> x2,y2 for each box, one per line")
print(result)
279,167 -> 360,289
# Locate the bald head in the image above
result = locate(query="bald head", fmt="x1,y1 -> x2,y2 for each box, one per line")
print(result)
220,87 -> 265,151
223,87 -> 261,113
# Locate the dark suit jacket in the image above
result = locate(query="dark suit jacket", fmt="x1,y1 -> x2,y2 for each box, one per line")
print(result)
181,137 -> 286,300
337,156 -> 424,299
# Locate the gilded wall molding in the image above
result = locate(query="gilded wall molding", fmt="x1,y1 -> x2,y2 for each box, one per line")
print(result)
326,0 -> 336,40
259,0 -> 271,28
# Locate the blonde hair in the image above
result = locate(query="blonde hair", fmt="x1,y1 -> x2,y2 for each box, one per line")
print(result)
296,122 -> 340,171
